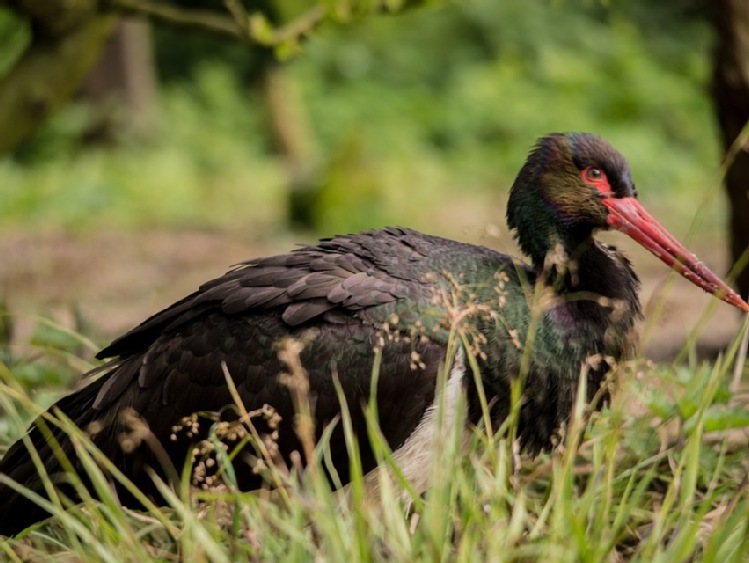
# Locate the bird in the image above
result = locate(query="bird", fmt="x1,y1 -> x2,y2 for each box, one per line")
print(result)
1,132 -> 747,537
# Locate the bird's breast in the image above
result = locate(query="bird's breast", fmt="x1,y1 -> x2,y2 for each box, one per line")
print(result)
358,347 -> 470,498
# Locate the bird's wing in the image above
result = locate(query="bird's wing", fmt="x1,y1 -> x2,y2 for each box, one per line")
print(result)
82,228 -> 474,483
97,227 -> 434,360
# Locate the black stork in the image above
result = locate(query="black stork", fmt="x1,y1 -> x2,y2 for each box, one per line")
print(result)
1,132 -> 747,536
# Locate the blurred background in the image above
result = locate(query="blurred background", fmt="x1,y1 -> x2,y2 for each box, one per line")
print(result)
1,0 -> 748,398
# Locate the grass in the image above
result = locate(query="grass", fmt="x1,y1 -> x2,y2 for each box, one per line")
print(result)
1,310 -> 749,561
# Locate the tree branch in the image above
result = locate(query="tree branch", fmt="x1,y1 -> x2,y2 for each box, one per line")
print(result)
107,0 -> 243,40
108,0 -> 329,48
273,4 -> 327,45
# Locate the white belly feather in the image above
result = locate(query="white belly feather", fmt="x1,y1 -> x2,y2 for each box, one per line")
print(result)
345,347 -> 469,504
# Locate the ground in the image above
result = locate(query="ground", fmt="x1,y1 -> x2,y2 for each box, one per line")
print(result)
1,225 -> 743,367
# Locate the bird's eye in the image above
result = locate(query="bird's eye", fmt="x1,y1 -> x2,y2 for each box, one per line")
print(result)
585,168 -> 603,181
580,165 -> 612,195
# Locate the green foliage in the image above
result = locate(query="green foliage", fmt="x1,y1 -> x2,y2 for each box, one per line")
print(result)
2,64 -> 284,231
0,315 -> 95,444
296,1 -> 718,202
0,0 -> 723,235
0,11 -> 29,75
309,134 -> 392,233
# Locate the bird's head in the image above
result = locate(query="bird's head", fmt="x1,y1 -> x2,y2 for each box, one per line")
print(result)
507,132 -> 749,312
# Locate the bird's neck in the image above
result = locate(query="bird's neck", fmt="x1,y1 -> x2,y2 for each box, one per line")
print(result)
495,235 -> 642,453
540,234 -> 641,312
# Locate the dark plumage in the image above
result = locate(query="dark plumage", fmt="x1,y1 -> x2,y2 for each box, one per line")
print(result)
1,132 -> 746,537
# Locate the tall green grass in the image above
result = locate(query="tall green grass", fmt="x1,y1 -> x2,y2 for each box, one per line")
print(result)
1,314 -> 749,561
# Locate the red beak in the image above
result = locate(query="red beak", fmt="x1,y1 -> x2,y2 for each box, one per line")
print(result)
603,197 -> 749,313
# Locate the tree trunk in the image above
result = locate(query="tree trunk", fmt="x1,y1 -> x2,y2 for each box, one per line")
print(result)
81,17 -> 158,141
261,62 -> 321,228
712,0 -> 749,300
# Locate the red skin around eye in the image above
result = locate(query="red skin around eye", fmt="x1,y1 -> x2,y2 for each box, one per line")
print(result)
581,166 -> 613,196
